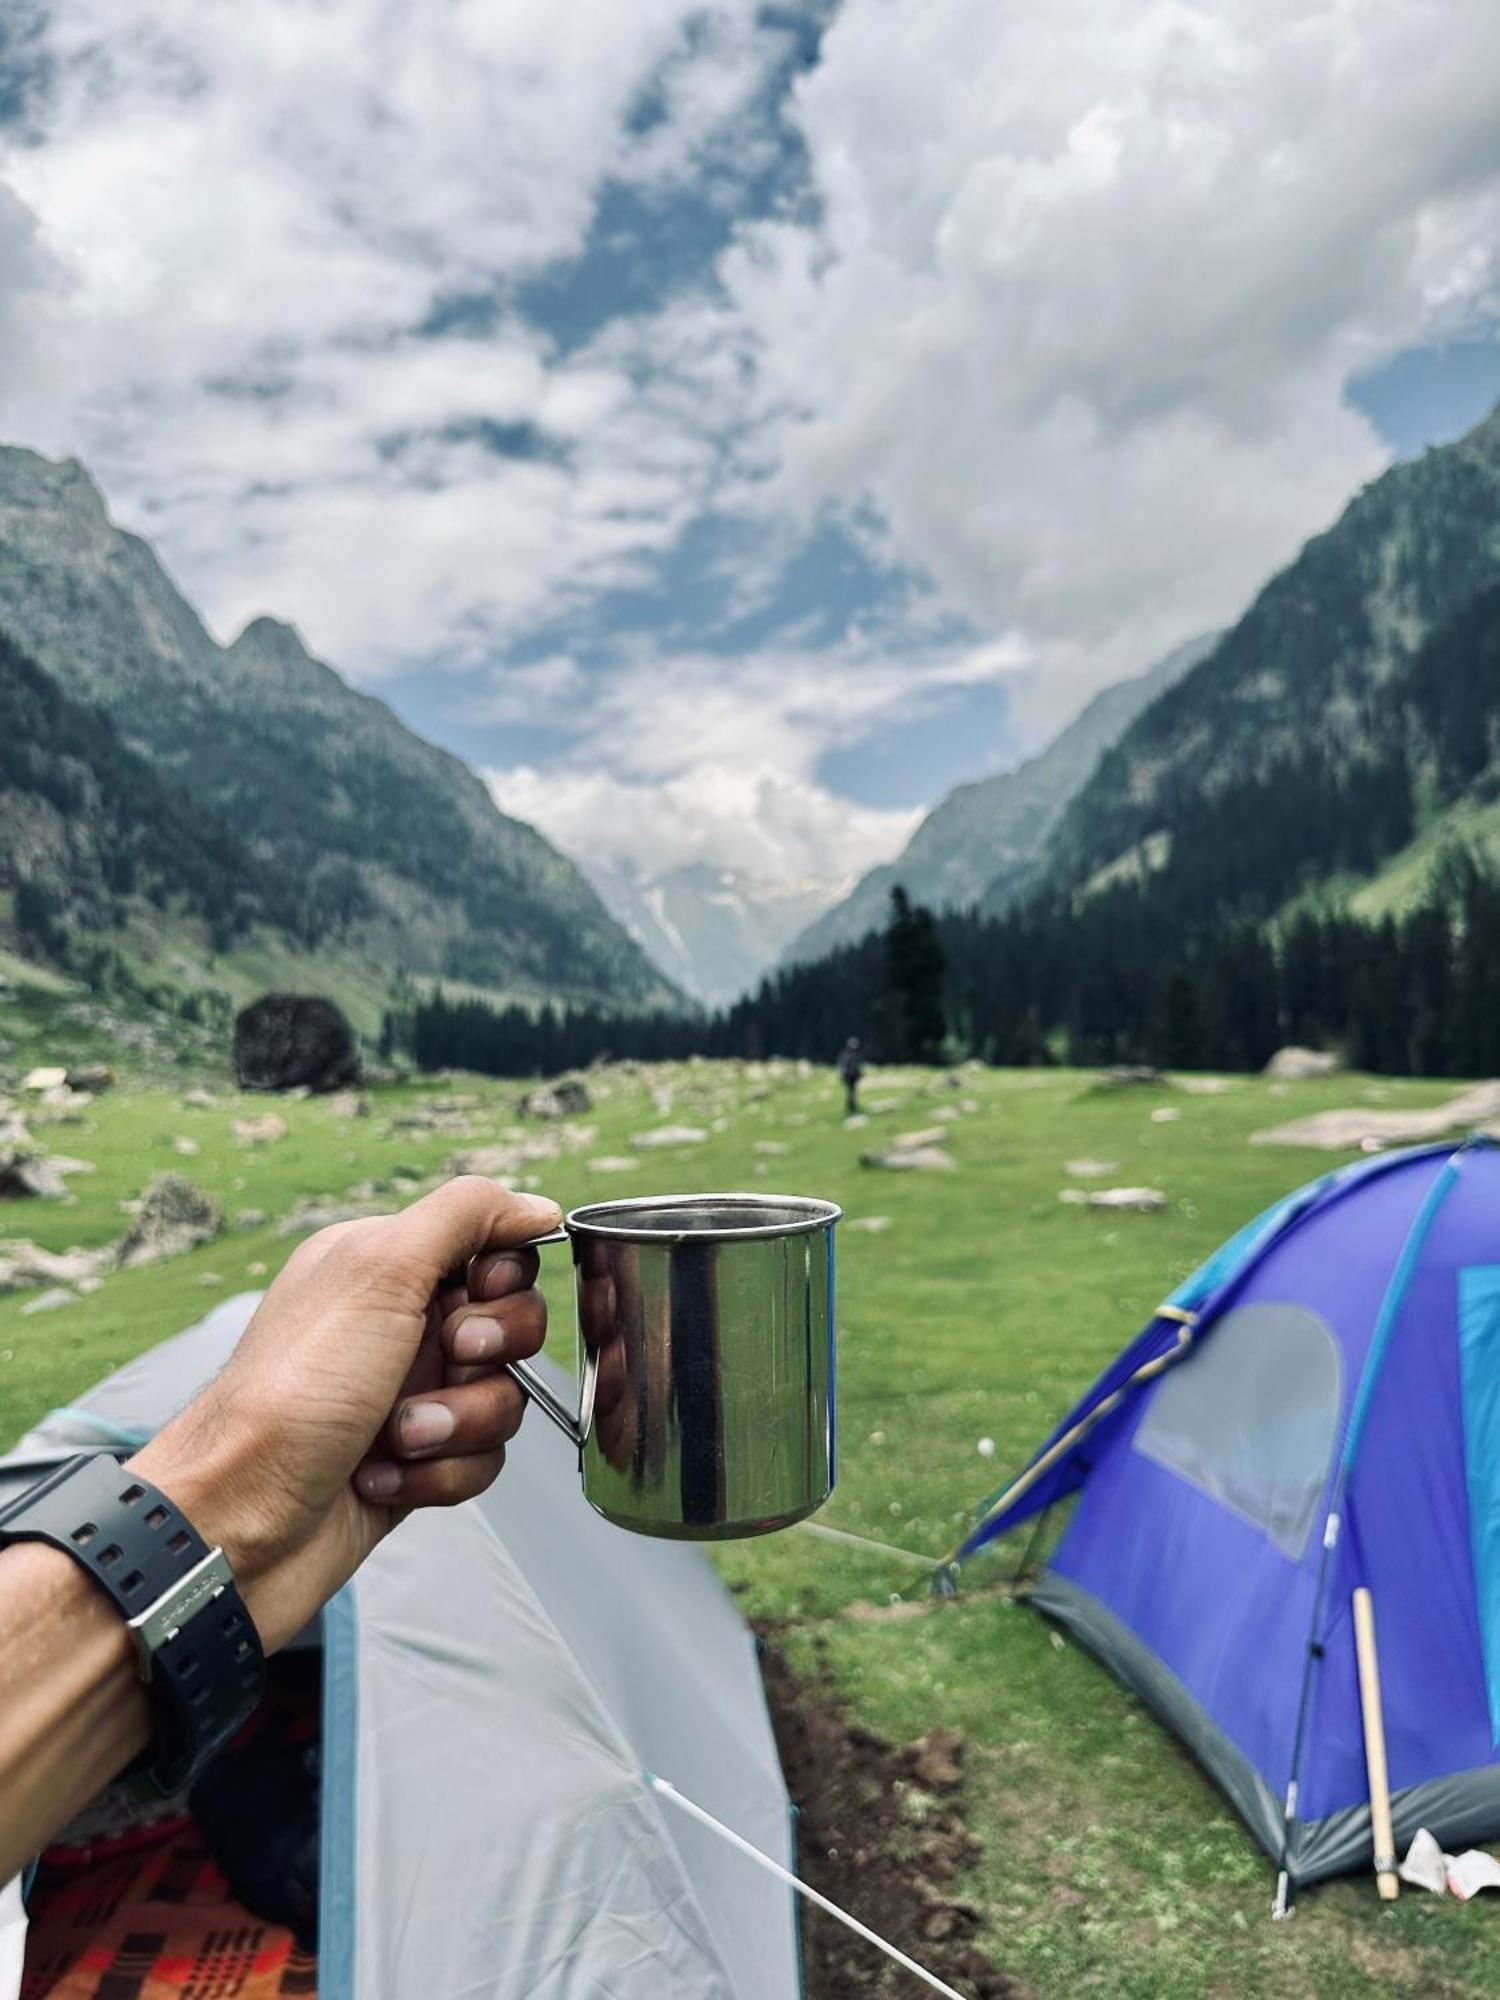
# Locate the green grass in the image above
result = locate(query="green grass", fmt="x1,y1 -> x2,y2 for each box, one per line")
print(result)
0,1045 -> 1494,1994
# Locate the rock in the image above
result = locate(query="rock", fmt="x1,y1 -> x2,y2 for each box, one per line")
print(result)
277,1196 -> 388,1236
754,1141 -> 791,1156
846,1216 -> 892,1233
0,1239 -> 107,1293
588,1156 -> 638,1173
1064,1158 -> 1119,1178
235,1209 -> 270,1231
65,1063 -> 116,1092
20,1286 -> 76,1315
1251,1079 -> 1500,1152
172,1136 -> 200,1157
1264,1045 -> 1341,1081
1150,1107 -> 1181,1123
1059,1186 -> 1167,1213
519,1079 -> 591,1119
40,1085 -> 93,1112
247,1260 -> 268,1276
183,1088 -> 217,1109
1094,1065 -> 1169,1089
1177,1075 -> 1232,1095
893,1126 -> 947,1149
843,1113 -> 869,1130
631,1125 -> 709,1150
41,1155 -> 94,1178
325,1090 -> 370,1119
116,1175 -> 222,1269
232,993 -> 362,1093
21,1067 -> 67,1091
861,1146 -> 955,1171
0,1150 -> 67,1199
234,1112 -> 288,1147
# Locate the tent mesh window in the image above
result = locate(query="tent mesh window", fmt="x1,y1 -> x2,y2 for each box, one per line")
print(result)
1132,1302 -> 1342,1559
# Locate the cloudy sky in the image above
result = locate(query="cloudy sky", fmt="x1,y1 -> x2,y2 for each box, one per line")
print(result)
3,0 -> 1500,896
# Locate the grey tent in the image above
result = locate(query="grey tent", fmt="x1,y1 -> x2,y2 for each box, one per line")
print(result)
1,1294 -> 801,1998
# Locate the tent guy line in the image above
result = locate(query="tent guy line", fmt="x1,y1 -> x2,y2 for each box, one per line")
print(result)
792,1518 -> 943,1569
645,1772 -> 969,2000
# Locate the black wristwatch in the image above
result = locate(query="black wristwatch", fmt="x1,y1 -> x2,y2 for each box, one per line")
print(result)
0,1453 -> 265,1792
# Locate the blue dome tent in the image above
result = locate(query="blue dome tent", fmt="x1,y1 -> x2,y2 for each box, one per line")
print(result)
953,1138 -> 1500,1908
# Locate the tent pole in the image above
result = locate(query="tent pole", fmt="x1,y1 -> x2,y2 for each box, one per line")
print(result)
1352,1588 -> 1400,1900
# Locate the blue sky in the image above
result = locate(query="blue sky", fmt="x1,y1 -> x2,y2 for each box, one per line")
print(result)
3,0 -> 1500,894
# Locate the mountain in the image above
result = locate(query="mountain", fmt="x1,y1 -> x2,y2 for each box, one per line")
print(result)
1032,403 -> 1500,921
785,632 -> 1215,964
583,859 -> 840,1005
0,447 -> 678,1019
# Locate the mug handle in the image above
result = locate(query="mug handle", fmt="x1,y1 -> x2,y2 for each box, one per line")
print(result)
500,1227 -> 597,1453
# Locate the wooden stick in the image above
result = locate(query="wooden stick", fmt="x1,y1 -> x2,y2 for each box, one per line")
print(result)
1352,1587 -> 1400,1901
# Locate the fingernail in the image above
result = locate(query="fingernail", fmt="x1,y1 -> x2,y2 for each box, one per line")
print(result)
357,1463 -> 401,1500
399,1401 -> 456,1450
477,1253 -> 524,1300
517,1194 -> 562,1224
453,1318 -> 503,1363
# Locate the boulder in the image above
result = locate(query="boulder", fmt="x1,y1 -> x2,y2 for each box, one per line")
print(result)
1251,1079 -> 1500,1151
1059,1186 -> 1167,1213
631,1125 -> 709,1150
324,1090 -> 371,1119
65,1063 -> 116,1093
860,1146 -> 955,1171
234,1112 -> 288,1147
0,1239 -> 108,1293
21,1067 -> 67,1092
1263,1046 -> 1340,1081
0,1149 -> 67,1199
20,1287 -> 77,1315
115,1174 -> 222,1269
232,993 -> 361,1093
519,1079 -> 591,1119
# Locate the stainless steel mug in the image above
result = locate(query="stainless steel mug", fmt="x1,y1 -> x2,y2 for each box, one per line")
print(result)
500,1192 -> 840,1539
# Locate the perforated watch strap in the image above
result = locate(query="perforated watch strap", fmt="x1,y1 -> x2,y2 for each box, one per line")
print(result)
0,1452 -> 265,1792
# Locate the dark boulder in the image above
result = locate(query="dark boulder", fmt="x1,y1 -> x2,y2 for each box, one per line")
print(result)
233,994 -> 362,1094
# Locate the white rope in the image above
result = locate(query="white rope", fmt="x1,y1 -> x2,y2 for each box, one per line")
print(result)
645,1773 -> 970,2000
792,1518 -> 941,1570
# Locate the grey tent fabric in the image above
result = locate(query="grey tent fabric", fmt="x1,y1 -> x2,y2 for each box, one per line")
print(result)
0,1295 -> 800,1999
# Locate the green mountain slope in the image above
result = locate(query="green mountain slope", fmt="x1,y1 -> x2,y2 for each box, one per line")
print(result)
0,447 -> 678,1013
786,632 -> 1215,964
1037,403 -> 1500,917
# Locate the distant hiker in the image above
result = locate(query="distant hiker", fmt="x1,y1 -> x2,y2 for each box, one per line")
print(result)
838,1036 -> 864,1116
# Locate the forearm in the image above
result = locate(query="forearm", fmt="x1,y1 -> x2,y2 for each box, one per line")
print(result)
0,1542 -> 149,1882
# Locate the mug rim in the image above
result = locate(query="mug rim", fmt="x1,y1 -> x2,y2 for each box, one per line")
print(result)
565,1190 -> 842,1244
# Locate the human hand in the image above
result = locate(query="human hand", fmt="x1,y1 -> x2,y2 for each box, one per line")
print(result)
130,1176 -> 559,1652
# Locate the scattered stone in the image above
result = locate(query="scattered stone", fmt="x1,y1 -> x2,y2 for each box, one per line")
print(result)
76,1276 -> 103,1295
172,1136 -> 201,1157
846,1216 -> 893,1233
234,1112 -> 289,1147
233,993 -> 362,1093
931,1105 -> 960,1121
21,1067 -> 67,1092
519,1079 -> 591,1119
20,1286 -> 76,1315
199,1272 -> 223,1287
977,1437 -> 996,1458
116,1175 -> 222,1269
754,1140 -> 791,1156
861,1146 -> 955,1171
41,1155 -> 94,1178
183,1088 -> 217,1110
235,1209 -> 270,1231
40,1086 -> 93,1112
843,1114 -> 869,1130
1264,1045 -> 1340,1081
1178,1075 -> 1232,1095
1150,1107 -> 1181,1123
278,1196 -> 388,1236
588,1156 -> 637,1173
631,1125 -> 709,1150
325,1090 -> 371,1119
1094,1065 -> 1169,1089
247,1261 -> 268,1277
893,1126 -> 947,1149
1065,1158 -> 1119,1178
0,1150 -> 67,1199
65,1063 -> 116,1093
0,1240 -> 107,1293
1059,1186 -> 1167,1213
1251,1079 -> 1500,1151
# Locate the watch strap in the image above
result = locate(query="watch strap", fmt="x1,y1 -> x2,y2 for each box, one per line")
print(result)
0,1453 -> 265,1792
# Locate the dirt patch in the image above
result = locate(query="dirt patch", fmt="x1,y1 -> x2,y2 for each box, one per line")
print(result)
757,1636 -> 1019,1998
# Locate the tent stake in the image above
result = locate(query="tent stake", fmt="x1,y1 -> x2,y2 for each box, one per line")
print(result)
1352,1589 -> 1400,1901
646,1772 -> 970,2000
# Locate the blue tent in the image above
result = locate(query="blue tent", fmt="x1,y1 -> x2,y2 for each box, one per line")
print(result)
954,1137 -> 1500,1905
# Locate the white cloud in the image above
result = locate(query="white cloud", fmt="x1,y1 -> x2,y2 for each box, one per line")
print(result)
721,0 -> 1500,720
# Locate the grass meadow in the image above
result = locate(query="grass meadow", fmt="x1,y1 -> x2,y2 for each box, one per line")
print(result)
2,1017 -> 1496,1996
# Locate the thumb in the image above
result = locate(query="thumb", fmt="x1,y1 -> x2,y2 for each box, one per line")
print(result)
384,1176 -> 562,1289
